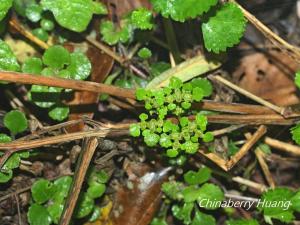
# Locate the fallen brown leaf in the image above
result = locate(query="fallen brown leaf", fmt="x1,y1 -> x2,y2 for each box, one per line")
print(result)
110,162 -> 170,225
233,49 -> 300,106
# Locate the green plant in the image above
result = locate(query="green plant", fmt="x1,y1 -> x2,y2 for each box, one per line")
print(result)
258,187 -> 300,223
28,169 -> 109,225
98,1 -> 246,53
157,167 -> 223,224
12,0 -> 107,41
24,45 -> 91,121
130,77 -> 214,160
155,167 -> 300,225
0,39 -> 20,72
0,110 -> 29,183
291,71 -> 300,144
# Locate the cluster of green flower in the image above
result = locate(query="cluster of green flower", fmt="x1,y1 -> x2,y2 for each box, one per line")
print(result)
130,77 -> 214,158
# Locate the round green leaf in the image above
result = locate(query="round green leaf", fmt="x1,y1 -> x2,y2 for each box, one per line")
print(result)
172,203 -> 193,224
159,133 -> 172,148
0,169 -> 13,183
28,204 -> 52,225
191,78 -> 213,97
28,85 -> 60,108
182,186 -> 202,202
203,132 -> 214,142
13,0 -> 36,17
138,47 -> 152,59
258,188 -> 295,223
48,106 -> 69,121
0,133 -> 12,143
47,202 -> 64,224
53,176 -> 72,203
166,149 -> 178,158
31,179 -> 56,204
0,39 -> 20,72
169,77 -> 182,89
40,18 -> 55,31
202,2 -> 246,53
144,132 -> 160,147
75,193 -> 94,218
88,169 -> 109,185
184,167 -> 212,185
131,8 -> 153,30
100,20 -> 133,45
291,191 -> 300,213
88,206 -> 101,222
0,0 -> 13,21
151,0 -> 218,22
195,113 -> 207,131
162,181 -> 184,200
197,183 -> 224,210
192,87 -> 204,101
151,218 -> 168,225
32,28 -> 49,42
22,57 -> 43,75
92,1 -> 107,15
136,88 -> 148,101
139,113 -> 148,121
87,182 -> 106,199
3,153 -> 21,170
4,110 -> 28,135
25,3 -> 42,22
182,141 -> 199,154
41,0 -> 106,32
130,124 -> 141,137
179,117 -> 189,127
43,45 -> 70,70
295,71 -> 300,89
67,52 -> 91,80
192,210 -> 216,225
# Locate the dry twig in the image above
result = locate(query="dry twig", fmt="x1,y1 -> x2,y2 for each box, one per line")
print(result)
59,138 -> 98,225
265,137 -> 300,156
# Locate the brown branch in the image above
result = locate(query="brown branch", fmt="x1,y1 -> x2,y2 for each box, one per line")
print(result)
0,129 -> 123,152
59,138 -> 98,225
245,133 -> 275,188
85,36 -> 125,64
198,101 -> 276,115
232,176 -> 267,193
230,0 -> 300,63
199,126 -> 266,171
198,149 -> 228,171
265,137 -> 300,156
0,129 -> 128,169
9,18 -> 49,49
226,125 -> 267,170
210,75 -> 287,116
0,71 -> 135,99
255,149 -> 275,188
206,114 -> 298,125
1,71 -> 299,120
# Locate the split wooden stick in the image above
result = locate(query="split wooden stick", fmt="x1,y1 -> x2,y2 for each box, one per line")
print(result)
230,0 -> 300,63
265,137 -> 300,156
226,125 -> 267,170
245,133 -> 275,188
59,138 -> 98,225
232,176 -> 267,193
210,75 -> 286,116
0,71 -> 135,99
